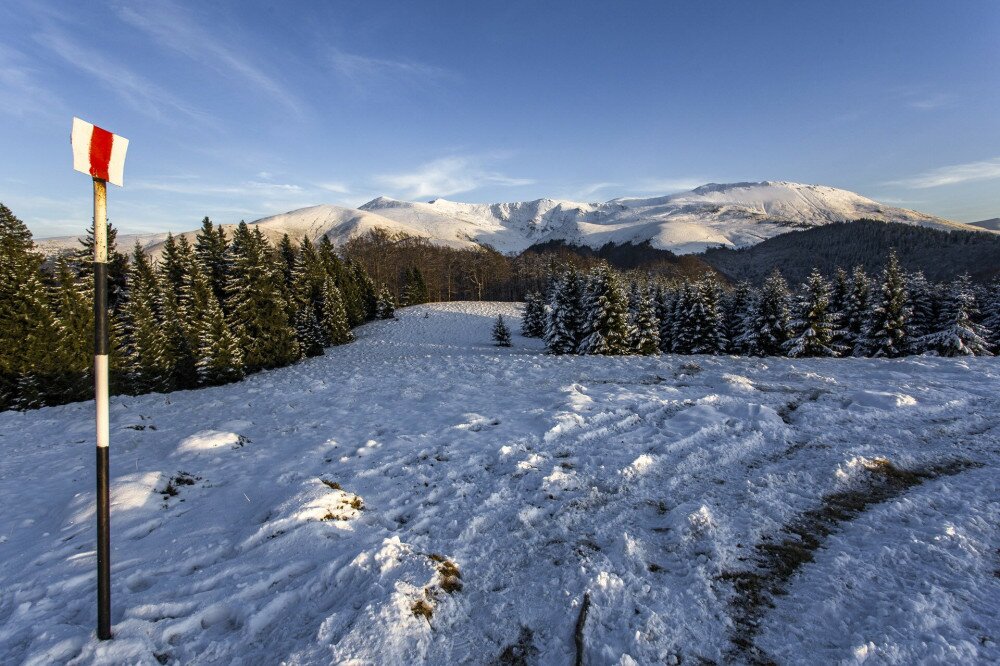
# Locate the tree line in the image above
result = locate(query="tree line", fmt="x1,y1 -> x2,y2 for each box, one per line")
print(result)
522,251 -> 1000,358
0,204 -> 399,411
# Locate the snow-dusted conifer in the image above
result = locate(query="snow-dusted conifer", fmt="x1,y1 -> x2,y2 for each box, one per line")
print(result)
905,271 -> 938,350
580,266 -> 632,355
842,266 -> 871,349
320,276 -> 353,345
375,285 -> 396,319
784,268 -> 837,357
856,251 -> 910,358
919,274 -> 993,356
196,289 -> 244,386
981,277 -> 1000,352
545,269 -> 585,354
739,270 -> 792,356
631,284 -> 660,355
520,291 -> 546,338
657,287 -> 678,353
492,314 -> 512,347
722,281 -> 753,353
118,243 -> 171,393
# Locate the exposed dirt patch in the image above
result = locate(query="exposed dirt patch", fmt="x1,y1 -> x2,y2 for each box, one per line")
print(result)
720,457 -> 982,664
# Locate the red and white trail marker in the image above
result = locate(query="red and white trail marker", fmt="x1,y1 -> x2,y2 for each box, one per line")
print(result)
71,117 -> 129,187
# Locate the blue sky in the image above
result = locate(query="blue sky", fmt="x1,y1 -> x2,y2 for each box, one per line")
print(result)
1,0 -> 998,238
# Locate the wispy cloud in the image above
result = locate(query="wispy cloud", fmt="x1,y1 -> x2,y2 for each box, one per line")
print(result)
131,179 -> 305,197
328,48 -> 453,95
376,156 -> 533,200
117,2 -> 304,116
885,158 -> 1000,189
0,44 -> 64,119
35,30 -> 214,126
907,93 -> 954,110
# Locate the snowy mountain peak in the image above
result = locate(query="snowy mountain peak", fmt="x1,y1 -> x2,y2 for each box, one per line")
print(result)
35,181 -> 987,258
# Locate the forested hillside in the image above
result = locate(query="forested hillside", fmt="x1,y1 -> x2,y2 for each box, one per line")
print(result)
701,219 -> 1000,284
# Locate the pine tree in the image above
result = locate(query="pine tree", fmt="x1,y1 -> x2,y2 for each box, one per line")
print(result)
49,256 -> 93,402
0,204 -> 63,409
520,291 -> 546,338
687,278 -> 726,354
375,284 -> 396,319
402,267 -> 429,306
981,277 -> 1000,353
545,269 -> 585,354
225,223 -> 300,371
856,250 -> 910,358
657,287 -> 679,353
631,284 -> 660,355
828,267 -> 850,349
492,314 -> 512,347
157,270 -> 197,390
739,270 -> 792,356
670,281 -> 696,354
117,243 -> 171,394
722,281 -> 753,353
784,268 -> 837,357
580,266 -> 632,355
351,262 -> 378,323
842,266 -> 871,349
905,271 -> 939,350
277,233 -> 297,290
290,237 -> 328,355
195,288 -> 244,386
320,276 -> 353,345
194,217 -> 228,306
918,274 -> 993,356
71,218 -> 129,313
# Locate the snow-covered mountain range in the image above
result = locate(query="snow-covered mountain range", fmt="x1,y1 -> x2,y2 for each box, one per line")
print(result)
36,181 -> 988,257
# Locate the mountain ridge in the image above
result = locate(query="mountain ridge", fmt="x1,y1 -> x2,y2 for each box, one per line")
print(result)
34,181 -> 990,258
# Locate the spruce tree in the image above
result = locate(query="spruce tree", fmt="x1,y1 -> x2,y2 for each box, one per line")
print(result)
856,250 -> 910,358
225,223 -> 300,371
157,270 -> 197,390
520,291 -> 546,338
670,281 -> 696,354
320,276 -> 353,345
118,243 -> 171,394
687,278 -> 726,354
195,288 -> 244,386
545,268 -> 585,354
49,256 -> 93,402
580,266 -> 632,355
631,284 -> 660,355
981,277 -> 1000,353
784,268 -> 837,357
0,204 -> 63,409
842,266 -> 871,349
351,262 -> 378,322
194,217 -> 228,306
492,314 -> 512,347
905,271 -> 939,350
72,218 -> 129,312
277,233 -> 297,290
402,267 -> 429,306
739,270 -> 792,356
657,287 -> 679,353
918,274 -> 993,356
375,284 -> 396,319
722,281 -> 753,353
828,267 -> 850,349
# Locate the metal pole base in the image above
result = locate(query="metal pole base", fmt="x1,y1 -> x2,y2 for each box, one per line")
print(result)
96,445 -> 111,640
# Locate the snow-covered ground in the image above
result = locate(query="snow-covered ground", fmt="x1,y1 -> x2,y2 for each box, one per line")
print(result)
1,302 -> 998,665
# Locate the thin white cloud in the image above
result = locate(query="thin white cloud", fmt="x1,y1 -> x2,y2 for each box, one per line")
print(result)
35,30 -> 214,126
908,93 -> 954,110
316,181 -> 351,194
886,158 -> 1000,189
0,44 -> 64,119
329,49 -> 453,95
130,180 -> 304,197
118,2 -> 304,116
376,156 -> 534,200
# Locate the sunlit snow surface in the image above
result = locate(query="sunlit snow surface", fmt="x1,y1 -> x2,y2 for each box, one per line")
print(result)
0,302 -> 998,664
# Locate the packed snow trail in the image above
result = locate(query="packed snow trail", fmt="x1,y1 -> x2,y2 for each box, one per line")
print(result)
0,302 -> 997,664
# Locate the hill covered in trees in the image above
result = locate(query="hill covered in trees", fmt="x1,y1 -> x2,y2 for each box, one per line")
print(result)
700,219 -> 1000,284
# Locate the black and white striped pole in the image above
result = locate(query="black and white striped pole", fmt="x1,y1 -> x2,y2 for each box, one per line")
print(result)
93,176 -> 112,641
72,117 -> 128,642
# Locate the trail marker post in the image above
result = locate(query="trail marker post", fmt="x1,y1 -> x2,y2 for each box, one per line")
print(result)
71,117 -> 129,641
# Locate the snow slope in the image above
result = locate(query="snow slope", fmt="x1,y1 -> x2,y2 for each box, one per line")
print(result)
1,303 -> 998,664
34,181 -> 985,258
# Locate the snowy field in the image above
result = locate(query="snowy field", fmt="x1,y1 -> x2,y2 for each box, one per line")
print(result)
1,302 -> 998,665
